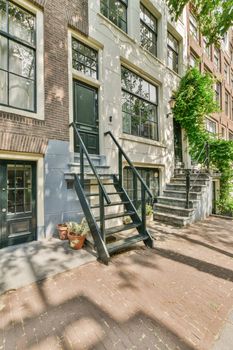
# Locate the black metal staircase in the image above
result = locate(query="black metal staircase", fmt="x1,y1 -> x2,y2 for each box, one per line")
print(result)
69,123 -> 154,264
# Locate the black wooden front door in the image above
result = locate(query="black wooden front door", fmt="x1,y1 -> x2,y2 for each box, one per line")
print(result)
73,80 -> 99,154
173,119 -> 183,164
0,161 -> 37,248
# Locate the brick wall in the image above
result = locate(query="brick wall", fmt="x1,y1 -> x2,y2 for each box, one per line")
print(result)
0,0 -> 88,154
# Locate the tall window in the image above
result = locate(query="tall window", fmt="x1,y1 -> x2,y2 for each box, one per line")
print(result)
100,0 -> 127,32
72,38 -> 98,79
167,32 -> 179,73
214,48 -> 220,71
189,13 -> 198,41
229,132 -> 233,141
123,167 -> 159,205
203,37 -> 211,59
215,82 -> 221,107
225,92 -> 229,116
121,66 -> 158,141
206,118 -> 216,134
140,4 -> 157,56
224,61 -> 230,84
0,0 -> 36,111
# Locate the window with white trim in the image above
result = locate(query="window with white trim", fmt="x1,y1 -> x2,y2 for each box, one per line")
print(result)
206,118 -> 216,134
100,0 -> 127,32
140,4 -> 157,57
189,13 -> 199,41
167,32 -> 179,73
0,0 -> 36,112
121,66 -> 158,141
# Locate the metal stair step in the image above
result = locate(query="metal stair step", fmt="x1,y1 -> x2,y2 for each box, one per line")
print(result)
105,223 -> 141,236
90,201 -> 129,209
85,191 -> 124,197
95,211 -> 135,221
107,234 -> 148,254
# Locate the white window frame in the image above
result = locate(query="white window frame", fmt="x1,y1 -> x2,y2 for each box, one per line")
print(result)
0,0 -> 44,120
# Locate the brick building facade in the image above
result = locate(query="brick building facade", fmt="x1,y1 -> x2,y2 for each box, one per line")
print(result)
0,0 -> 88,248
187,6 -> 233,140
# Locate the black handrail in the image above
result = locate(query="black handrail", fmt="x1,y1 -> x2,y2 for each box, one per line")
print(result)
105,131 -> 153,198
70,122 -> 111,205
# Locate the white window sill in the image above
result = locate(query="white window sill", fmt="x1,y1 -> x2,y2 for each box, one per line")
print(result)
0,105 -> 44,120
120,133 -> 166,148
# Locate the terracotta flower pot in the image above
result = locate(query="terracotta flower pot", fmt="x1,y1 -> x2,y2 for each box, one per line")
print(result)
57,224 -> 68,240
68,232 -> 86,250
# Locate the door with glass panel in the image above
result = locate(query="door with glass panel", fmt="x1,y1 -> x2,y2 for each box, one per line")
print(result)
0,161 -> 36,248
73,80 -> 99,154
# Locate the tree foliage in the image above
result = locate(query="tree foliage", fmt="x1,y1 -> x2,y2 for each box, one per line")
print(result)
166,0 -> 233,45
173,67 -> 233,212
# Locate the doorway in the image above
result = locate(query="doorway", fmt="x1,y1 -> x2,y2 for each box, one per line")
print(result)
73,80 -> 99,154
0,161 -> 37,248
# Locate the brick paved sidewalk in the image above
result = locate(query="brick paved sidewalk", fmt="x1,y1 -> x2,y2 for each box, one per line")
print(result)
0,216 -> 233,350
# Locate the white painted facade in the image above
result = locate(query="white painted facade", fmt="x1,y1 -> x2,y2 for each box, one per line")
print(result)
68,0 -> 188,194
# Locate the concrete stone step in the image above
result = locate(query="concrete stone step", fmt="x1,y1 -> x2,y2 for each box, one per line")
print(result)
166,183 -> 206,192
157,196 -> 197,209
174,172 -> 210,180
154,203 -> 194,217
73,153 -> 106,166
170,178 -> 208,185
163,190 -> 201,200
68,163 -> 111,175
154,212 -> 191,227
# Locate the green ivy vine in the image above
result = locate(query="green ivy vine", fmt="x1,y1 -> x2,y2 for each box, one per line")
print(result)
173,67 -> 233,214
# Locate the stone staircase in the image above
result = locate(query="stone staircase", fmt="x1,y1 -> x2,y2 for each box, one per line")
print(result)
154,172 -> 212,226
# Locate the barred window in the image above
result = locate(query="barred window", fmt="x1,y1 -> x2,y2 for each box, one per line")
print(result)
0,0 -> 36,111
140,4 -> 157,56
121,66 -> 158,141
100,0 -> 127,32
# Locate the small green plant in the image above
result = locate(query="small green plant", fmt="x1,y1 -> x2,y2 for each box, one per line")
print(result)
123,216 -> 132,225
216,198 -> 233,217
146,204 -> 153,216
66,218 -> 90,236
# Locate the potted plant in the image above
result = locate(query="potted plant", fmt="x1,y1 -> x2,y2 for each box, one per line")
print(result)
123,215 -> 132,225
56,223 -> 68,240
67,218 -> 90,250
146,204 -> 154,223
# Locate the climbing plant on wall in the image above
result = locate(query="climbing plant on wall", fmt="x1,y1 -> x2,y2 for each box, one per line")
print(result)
172,67 -> 233,213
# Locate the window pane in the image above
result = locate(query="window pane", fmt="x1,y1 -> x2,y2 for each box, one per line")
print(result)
8,189 -> 15,213
0,0 -> 7,31
9,74 -> 34,110
25,189 -> 32,212
25,166 -> 32,188
0,35 -> 7,70
0,70 -> 7,104
16,189 -> 24,213
9,2 -> 35,45
9,41 -> 35,78
16,165 -> 25,188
